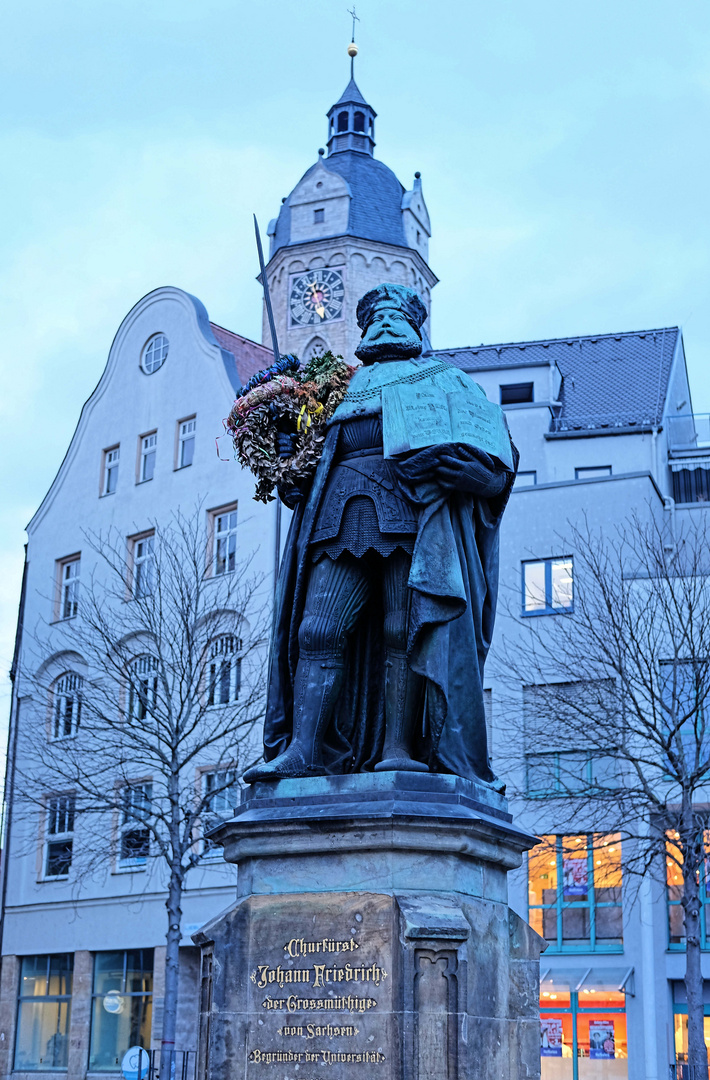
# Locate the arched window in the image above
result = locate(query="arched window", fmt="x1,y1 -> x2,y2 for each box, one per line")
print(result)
128,655 -> 159,721
207,635 -> 242,707
52,673 -> 82,739
304,337 -> 328,362
353,111 -> 365,132
337,111 -> 349,133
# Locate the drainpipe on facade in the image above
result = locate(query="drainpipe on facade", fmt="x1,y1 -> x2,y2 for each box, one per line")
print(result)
663,497 -> 677,552
0,546 -> 29,957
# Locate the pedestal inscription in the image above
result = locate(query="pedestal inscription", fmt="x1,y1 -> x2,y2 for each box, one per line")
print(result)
244,894 -> 395,1078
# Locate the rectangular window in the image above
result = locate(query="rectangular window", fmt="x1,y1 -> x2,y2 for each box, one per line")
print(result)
131,533 -> 155,599
177,417 -> 196,469
660,660 -> 710,767
672,467 -> 710,504
528,834 -> 623,952
119,783 -> 152,868
57,557 -> 80,620
313,208 -> 325,223
540,977 -> 628,1076
138,433 -> 157,483
526,750 -> 620,796
89,950 -> 152,1071
45,795 -> 75,878
127,656 -> 158,722
202,769 -> 240,854
500,382 -> 534,405
102,446 -> 120,495
575,465 -> 612,480
515,471 -> 537,487
14,954 -> 73,1071
522,557 -> 573,615
212,508 -> 237,576
207,636 -> 242,706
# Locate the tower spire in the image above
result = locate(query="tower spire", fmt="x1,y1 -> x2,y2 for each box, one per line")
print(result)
327,7 -> 375,156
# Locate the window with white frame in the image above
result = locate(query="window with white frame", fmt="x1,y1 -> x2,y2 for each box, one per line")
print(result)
522,557 -> 574,615
119,783 -> 152,867
575,465 -> 612,480
139,433 -> 157,483
212,508 -> 237,576
127,655 -> 158,721
202,769 -> 240,853
132,534 -> 155,599
45,795 -> 75,878
177,418 -> 196,469
102,446 -> 119,495
207,635 -> 242,706
57,557 -> 80,620
52,672 -> 82,740
141,333 -> 169,374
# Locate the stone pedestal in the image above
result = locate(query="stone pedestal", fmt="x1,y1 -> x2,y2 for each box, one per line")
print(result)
193,773 -> 544,1080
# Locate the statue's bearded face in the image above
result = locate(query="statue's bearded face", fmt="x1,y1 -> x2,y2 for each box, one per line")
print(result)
355,306 -> 422,364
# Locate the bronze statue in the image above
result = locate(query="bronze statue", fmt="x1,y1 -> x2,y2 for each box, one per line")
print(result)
244,283 -> 516,785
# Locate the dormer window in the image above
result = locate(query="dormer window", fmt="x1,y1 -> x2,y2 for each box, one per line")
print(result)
314,208 -> 325,224
354,111 -> 365,132
337,111 -> 349,133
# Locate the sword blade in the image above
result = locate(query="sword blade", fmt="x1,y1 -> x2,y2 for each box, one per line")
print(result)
253,214 -> 280,365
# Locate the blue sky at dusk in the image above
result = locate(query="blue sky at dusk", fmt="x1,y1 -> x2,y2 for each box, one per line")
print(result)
1,0 -> 709,731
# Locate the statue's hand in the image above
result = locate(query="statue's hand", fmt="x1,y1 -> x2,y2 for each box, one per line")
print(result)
395,444 -> 507,497
278,486 -> 304,509
276,432 -> 298,459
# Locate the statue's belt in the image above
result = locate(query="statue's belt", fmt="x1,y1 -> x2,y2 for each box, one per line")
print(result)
332,453 -> 396,494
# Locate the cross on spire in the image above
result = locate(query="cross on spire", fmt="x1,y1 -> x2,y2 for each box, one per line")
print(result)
347,6 -> 359,78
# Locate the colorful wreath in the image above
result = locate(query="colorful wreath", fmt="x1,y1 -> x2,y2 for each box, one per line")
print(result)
225,351 -> 355,503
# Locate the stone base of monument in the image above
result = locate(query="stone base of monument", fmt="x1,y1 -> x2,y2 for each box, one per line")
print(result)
193,772 -> 544,1080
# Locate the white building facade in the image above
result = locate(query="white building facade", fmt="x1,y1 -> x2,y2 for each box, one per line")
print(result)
2,70 -> 709,1080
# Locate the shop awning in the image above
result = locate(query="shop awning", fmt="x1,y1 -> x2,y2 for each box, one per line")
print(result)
670,458 -> 710,471
540,966 -> 634,996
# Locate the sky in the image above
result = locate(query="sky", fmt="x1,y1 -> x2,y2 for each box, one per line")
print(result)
1,0 -> 710,740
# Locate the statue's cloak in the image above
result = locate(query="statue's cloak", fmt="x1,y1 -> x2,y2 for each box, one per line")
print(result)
262,360 -> 515,783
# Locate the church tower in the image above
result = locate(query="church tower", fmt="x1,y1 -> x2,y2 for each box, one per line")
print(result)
262,47 -> 437,365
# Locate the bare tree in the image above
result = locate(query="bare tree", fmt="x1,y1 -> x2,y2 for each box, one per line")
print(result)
16,506 -> 267,1068
495,510 -> 710,1078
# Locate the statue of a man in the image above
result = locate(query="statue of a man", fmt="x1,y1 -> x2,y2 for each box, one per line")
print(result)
244,283 -> 516,785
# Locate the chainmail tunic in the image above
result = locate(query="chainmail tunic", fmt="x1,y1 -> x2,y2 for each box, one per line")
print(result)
310,416 -> 418,562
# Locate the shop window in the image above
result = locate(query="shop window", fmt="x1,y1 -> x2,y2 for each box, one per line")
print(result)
667,832 -> 710,949
672,980 -> 710,1067
540,975 -> 628,1079
14,954 -> 73,1071
522,557 -> 573,615
89,950 -> 152,1071
528,835 -> 623,951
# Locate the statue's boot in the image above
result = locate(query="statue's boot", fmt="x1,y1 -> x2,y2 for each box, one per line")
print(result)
375,650 -> 429,772
243,659 -> 344,783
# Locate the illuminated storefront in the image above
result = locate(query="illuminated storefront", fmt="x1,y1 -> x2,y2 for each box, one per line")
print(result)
539,971 -> 631,1080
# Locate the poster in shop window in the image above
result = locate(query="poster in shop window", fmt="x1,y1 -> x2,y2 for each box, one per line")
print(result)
589,1020 -> 615,1059
540,1018 -> 563,1056
562,855 -> 588,897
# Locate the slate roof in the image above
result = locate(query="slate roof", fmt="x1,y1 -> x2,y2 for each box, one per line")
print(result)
209,323 -> 271,389
332,77 -> 372,109
272,150 -> 407,255
437,327 -> 680,433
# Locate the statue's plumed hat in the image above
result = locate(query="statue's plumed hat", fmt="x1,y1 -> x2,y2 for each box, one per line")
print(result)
356,283 -> 428,336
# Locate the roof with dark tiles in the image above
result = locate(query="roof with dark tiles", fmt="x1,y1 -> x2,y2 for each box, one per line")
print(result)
437,327 -> 680,433
272,150 -> 406,255
209,323 -> 271,389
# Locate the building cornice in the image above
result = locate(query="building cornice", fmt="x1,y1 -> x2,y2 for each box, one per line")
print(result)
264,235 -> 438,288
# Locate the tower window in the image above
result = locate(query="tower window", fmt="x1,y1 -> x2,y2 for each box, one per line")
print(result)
337,111 -> 348,133
354,111 -> 365,132
313,208 -> 324,224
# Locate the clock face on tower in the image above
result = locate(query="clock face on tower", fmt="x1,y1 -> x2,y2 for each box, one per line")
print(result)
289,268 -> 345,328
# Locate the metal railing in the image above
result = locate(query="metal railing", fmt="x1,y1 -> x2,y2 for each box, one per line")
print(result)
667,413 -> 710,453
670,1064 -> 708,1079
148,1049 -> 196,1080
